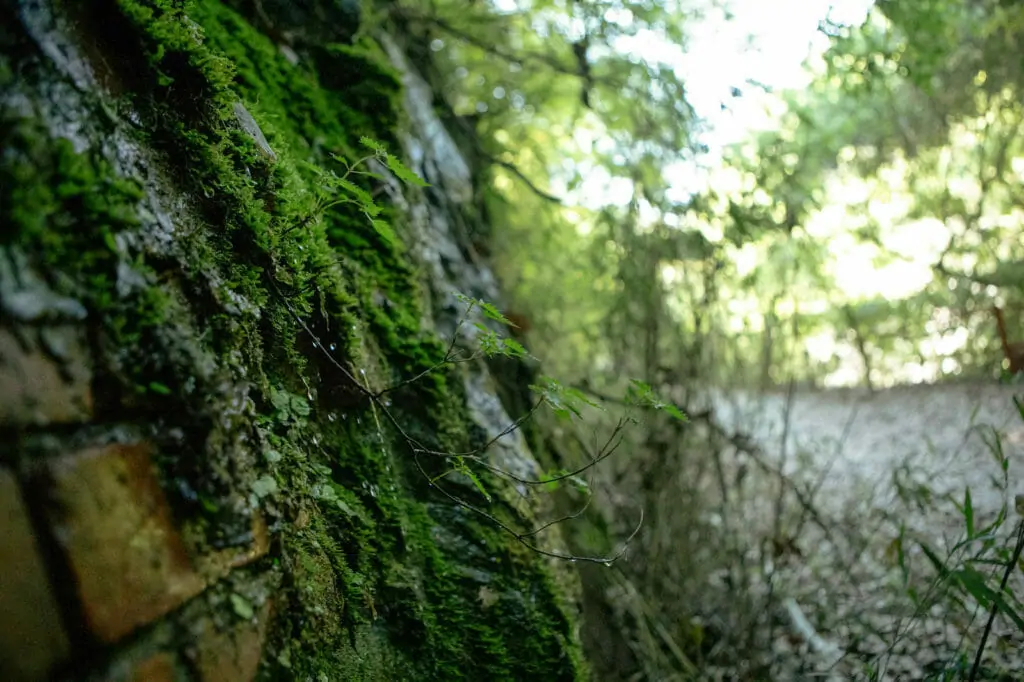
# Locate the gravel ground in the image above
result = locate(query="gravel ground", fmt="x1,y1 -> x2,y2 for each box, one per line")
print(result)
699,382 -> 1024,680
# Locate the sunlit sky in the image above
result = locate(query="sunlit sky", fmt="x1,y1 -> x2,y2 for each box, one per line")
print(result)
568,0 -> 876,207
675,0 -> 873,149
496,0 -> 973,384
616,0 -> 964,384
603,0 -> 945,306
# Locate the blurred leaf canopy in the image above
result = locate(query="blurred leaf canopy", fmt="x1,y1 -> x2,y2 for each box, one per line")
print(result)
386,0 -> 1024,389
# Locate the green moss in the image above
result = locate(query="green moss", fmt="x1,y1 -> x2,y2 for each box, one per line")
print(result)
4,0 -> 584,678
0,117 -> 173,394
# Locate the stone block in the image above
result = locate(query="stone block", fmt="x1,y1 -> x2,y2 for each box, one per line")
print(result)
40,443 -> 205,643
129,653 -> 178,682
0,325 -> 93,427
106,652 -> 179,682
0,468 -> 70,681
195,512 -> 271,582
195,599 -> 273,682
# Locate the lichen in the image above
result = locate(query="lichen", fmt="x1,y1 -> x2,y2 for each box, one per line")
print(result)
2,0 -> 585,678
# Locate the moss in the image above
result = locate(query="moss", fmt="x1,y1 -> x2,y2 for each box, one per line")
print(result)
0,117 -> 174,396
4,0 -> 585,678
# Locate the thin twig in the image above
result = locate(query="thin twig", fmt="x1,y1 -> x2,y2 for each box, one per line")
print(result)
416,450 -> 643,565
764,377 -> 797,649
520,491 -> 593,538
270,279 -> 635,563
969,519 -> 1024,682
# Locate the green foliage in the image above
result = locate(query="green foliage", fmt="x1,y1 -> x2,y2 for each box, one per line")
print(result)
230,593 -> 256,620
360,135 -> 431,188
429,0 -> 1024,389
0,1 -> 587,679
269,387 -> 312,424
529,376 -> 601,421
625,380 -> 687,422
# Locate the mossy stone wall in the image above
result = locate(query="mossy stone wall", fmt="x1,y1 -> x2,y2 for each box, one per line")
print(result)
0,1 -> 584,679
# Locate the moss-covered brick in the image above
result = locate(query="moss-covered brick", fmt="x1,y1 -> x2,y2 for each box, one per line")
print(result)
1,0 -> 584,679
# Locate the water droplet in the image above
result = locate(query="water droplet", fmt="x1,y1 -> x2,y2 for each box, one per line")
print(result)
359,368 -> 366,376
569,558 -> 577,563
329,343 -> 336,351
327,412 -> 337,422
603,561 -> 613,568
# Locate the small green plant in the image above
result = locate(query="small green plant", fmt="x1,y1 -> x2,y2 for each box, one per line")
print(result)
270,138 -> 686,564
269,386 -> 312,424
293,136 -> 429,245
869,396 -> 1024,681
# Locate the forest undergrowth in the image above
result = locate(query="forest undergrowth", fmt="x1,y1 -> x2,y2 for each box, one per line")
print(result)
579,381 -> 1024,681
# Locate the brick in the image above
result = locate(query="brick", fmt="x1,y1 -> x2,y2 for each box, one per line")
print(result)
195,599 -> 273,682
129,653 -> 177,682
195,513 -> 270,582
41,443 -> 205,643
0,468 -> 70,681
0,325 -> 92,427
104,652 -> 179,682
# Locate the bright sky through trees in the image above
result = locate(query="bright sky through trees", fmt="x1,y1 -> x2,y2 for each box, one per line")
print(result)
485,0 -> 1016,388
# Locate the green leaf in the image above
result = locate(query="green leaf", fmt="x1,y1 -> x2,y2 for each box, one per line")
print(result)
919,542 -> 948,572
625,380 -> 654,405
562,386 -> 602,411
290,395 -> 311,418
530,377 -> 587,420
103,230 -> 119,253
148,381 -> 171,395
334,177 -> 381,216
895,526 -> 909,587
453,294 -> 515,326
473,324 -> 502,357
385,153 -> 430,187
359,136 -> 387,154
569,475 -> 590,494
501,337 -> 527,359
251,475 -> 279,499
624,379 -> 686,420
953,567 -> 1024,631
464,468 -> 491,502
371,219 -> 397,245
964,487 -> 974,539
270,388 -> 291,414
540,468 -> 569,493
661,403 -> 688,421
481,301 -> 514,326
456,459 -> 491,502
230,593 -> 255,620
